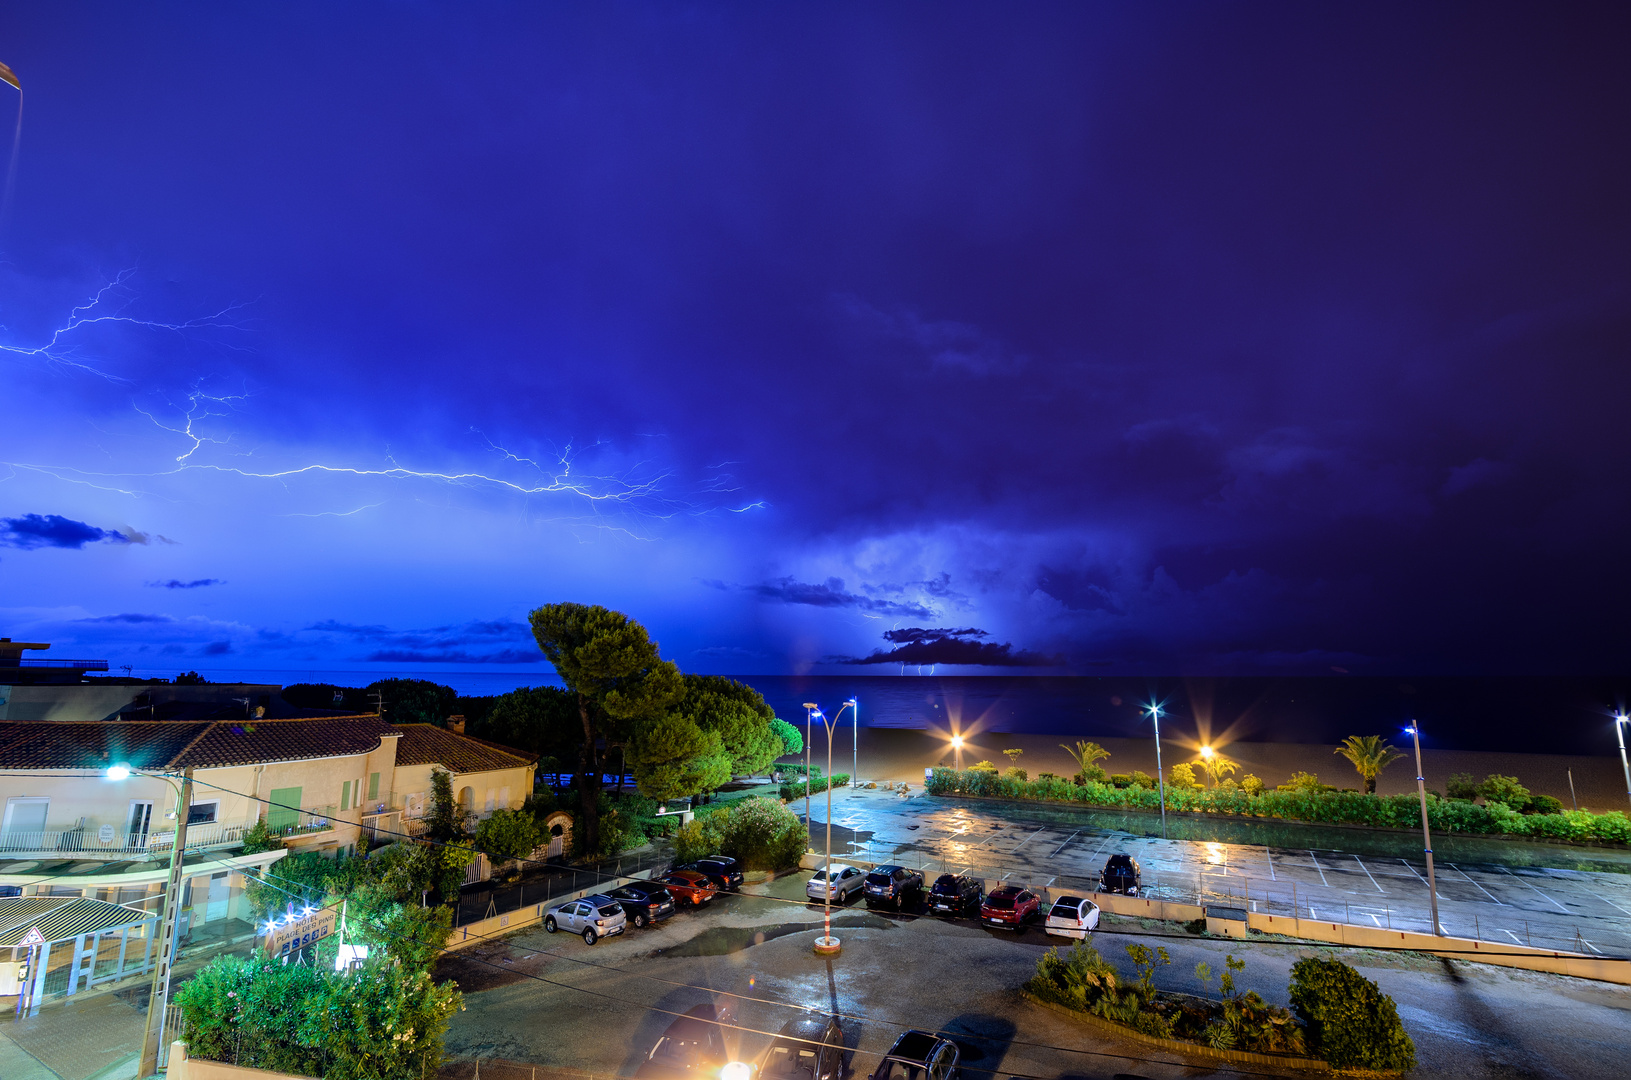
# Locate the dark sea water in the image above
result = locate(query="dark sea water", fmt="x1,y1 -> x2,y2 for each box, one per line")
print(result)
159,666 -> 1629,757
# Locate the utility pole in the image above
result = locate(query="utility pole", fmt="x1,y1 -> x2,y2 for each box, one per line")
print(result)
1616,714 -> 1631,812
1405,724 -> 1442,936
1148,703 -> 1168,840
139,768 -> 193,1078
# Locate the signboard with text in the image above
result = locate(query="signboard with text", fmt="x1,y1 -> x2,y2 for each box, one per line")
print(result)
258,907 -> 338,958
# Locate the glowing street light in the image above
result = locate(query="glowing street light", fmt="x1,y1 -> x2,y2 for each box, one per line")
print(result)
807,700 -> 854,956
1146,703 -> 1168,839
1199,746 -> 1214,759
1404,723 -> 1442,936
950,734 -> 964,771
722,1062 -> 752,1080
848,696 -> 859,789
1615,714 -> 1631,812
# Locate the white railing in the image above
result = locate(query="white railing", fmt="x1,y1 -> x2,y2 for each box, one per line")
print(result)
0,819 -> 250,858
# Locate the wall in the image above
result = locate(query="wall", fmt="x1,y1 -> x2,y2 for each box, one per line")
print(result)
394,762 -> 531,824
167,1042 -> 317,1080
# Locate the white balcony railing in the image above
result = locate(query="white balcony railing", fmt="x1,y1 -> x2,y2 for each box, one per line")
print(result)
0,819 -> 250,859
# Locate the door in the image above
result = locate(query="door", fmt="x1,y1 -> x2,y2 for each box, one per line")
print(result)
126,801 -> 154,848
205,871 -> 230,922
266,787 -> 303,833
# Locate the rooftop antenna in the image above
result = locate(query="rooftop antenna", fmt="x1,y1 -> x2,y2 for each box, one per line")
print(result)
369,689 -> 385,716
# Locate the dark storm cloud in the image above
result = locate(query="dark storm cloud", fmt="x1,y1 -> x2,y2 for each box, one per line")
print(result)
77,613 -> 176,624
362,648 -> 545,665
304,618 -> 539,659
149,578 -> 224,589
201,640 -> 233,656
834,626 -> 1056,668
1,514 -> 137,550
746,577 -> 935,619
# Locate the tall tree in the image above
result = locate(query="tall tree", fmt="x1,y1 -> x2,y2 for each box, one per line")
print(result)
627,714 -> 733,802
1060,740 -> 1111,775
366,678 -> 459,725
469,685 -> 579,763
678,675 -> 782,780
1334,735 -> 1405,795
528,603 -> 684,856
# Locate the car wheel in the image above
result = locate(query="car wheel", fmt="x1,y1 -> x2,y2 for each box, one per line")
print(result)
633,912 -> 648,928
583,927 -> 598,945
544,916 -> 557,933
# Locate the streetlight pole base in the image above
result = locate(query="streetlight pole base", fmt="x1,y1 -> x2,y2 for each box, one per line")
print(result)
813,935 -> 841,956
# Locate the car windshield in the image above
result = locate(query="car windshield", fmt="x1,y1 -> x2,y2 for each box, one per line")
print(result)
596,903 -> 622,917
763,1045 -> 820,1080
651,1035 -> 710,1064
876,1061 -> 925,1080
986,894 -> 1015,910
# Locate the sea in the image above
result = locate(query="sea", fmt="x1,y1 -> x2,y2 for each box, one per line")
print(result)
118,665 -> 1630,757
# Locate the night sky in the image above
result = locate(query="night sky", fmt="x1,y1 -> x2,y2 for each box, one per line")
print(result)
2,3 -> 1629,683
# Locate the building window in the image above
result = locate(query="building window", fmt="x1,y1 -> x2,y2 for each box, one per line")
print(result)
2,797 -> 49,837
186,801 -> 219,826
367,772 -> 381,801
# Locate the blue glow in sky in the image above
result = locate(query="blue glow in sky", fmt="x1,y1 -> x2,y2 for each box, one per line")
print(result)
2,3 -> 1629,680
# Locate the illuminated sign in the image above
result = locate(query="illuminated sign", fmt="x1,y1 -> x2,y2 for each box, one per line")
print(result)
258,903 -> 338,958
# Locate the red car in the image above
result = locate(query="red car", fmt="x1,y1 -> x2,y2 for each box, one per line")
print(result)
980,885 -> 1040,931
658,870 -> 718,908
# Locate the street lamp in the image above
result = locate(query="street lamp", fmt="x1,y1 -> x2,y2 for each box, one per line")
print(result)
951,734 -> 964,772
1199,745 -> 1214,789
849,696 -> 859,789
1615,714 -> 1631,812
1146,703 -> 1168,839
107,763 -> 196,1076
1404,724 -> 1442,936
807,702 -> 853,956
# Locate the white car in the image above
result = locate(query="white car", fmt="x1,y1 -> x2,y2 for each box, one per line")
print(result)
1044,894 -> 1101,939
806,863 -> 866,902
544,893 -> 627,945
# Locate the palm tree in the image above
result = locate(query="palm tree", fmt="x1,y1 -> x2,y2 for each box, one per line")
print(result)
1334,735 -> 1405,794
1060,740 -> 1111,777
1196,747 -> 1239,788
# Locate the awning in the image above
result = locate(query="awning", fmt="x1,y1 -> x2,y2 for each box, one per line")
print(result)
0,895 -> 152,947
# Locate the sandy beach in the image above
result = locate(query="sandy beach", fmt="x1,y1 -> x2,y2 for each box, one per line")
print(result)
787,726 -> 1631,810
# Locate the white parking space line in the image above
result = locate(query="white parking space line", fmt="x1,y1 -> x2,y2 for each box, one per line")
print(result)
1309,851 -> 1330,887
1502,928 -> 1523,945
1450,864 -> 1505,905
1087,833 -> 1115,861
1581,887 -> 1631,917
1048,829 -> 1081,858
1582,939 -> 1604,954
1399,858 -> 1427,884
1498,866 -> 1570,913
1044,875 -> 1057,887
1265,852 -> 1277,881
1353,855 -> 1385,894
1369,913 -> 1382,927
1011,826 -> 1048,854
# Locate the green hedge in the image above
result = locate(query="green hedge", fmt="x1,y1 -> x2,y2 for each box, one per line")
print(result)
1289,958 -> 1415,1071
779,773 -> 851,801
674,795 -> 807,870
925,768 -> 1631,845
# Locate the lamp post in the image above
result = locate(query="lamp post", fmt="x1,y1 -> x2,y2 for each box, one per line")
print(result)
850,696 -> 859,788
1199,745 -> 1213,788
108,764 -> 194,1078
1616,714 -> 1631,812
951,734 -> 964,772
1147,704 -> 1168,839
804,703 -> 815,846
807,702 -> 852,956
1404,723 -> 1442,936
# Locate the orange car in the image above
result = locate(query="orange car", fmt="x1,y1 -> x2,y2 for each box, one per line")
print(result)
658,870 -> 718,908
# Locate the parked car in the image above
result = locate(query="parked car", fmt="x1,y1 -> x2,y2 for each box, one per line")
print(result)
543,893 -> 627,945
634,1003 -> 738,1080
679,856 -> 745,892
868,1030 -> 960,1080
979,885 -> 1040,931
658,870 -> 719,908
1044,894 -> 1101,939
608,881 -> 677,928
1098,854 -> 1142,896
927,873 -> 983,916
863,865 -> 924,910
806,863 -> 866,903
757,1013 -> 845,1080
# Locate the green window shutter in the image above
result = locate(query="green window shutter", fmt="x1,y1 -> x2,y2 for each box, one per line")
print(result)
267,787 -> 302,833
367,772 -> 380,800
341,780 -> 352,811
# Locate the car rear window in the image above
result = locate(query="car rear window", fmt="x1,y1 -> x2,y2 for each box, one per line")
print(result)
596,903 -> 622,917
933,875 -> 959,889
1049,901 -> 1078,917
866,872 -> 892,884
986,893 -> 1015,910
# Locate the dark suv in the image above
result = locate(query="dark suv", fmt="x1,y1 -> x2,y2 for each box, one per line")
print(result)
607,882 -> 676,928
869,1030 -> 959,1080
1098,854 -> 1142,895
928,873 -> 983,916
679,856 -> 744,892
864,865 -> 924,909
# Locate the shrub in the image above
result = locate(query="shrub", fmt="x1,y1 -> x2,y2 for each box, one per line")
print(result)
1108,773 -> 1132,789
1240,774 -> 1264,797
1074,765 -> 1108,785
1527,794 -> 1564,816
1446,772 -> 1479,801
1593,811 -> 1631,844
1289,958 -> 1415,1071
673,812 -> 727,864
1037,772 -> 1060,782
1130,770 -> 1156,790
1004,766 -> 1028,782
241,818 -> 279,855
1278,771 -> 1324,794
970,760 -> 999,773
1169,762 -> 1200,790
717,796 -> 807,871
769,716 -> 803,757
1479,774 -> 1530,809
778,773 -> 850,801
474,807 -> 541,862
925,767 -> 957,795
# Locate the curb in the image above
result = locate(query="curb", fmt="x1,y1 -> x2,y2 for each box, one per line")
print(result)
1019,989 -> 1332,1072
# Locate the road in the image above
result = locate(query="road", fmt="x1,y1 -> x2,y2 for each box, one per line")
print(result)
440,849 -> 1631,1080
800,787 -> 1631,957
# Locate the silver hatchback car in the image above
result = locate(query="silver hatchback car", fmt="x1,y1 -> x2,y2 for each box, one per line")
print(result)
806,863 -> 866,902
544,893 -> 627,945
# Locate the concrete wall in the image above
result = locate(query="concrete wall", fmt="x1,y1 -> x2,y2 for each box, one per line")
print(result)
442,867 -> 657,951
167,1042 -> 317,1080
395,762 -> 532,823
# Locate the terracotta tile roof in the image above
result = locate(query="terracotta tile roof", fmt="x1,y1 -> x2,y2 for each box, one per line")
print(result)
391,723 -> 536,774
0,716 -> 397,771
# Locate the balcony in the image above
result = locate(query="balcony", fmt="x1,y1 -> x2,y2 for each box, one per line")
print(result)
265,806 -> 338,839
0,819 -> 250,859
